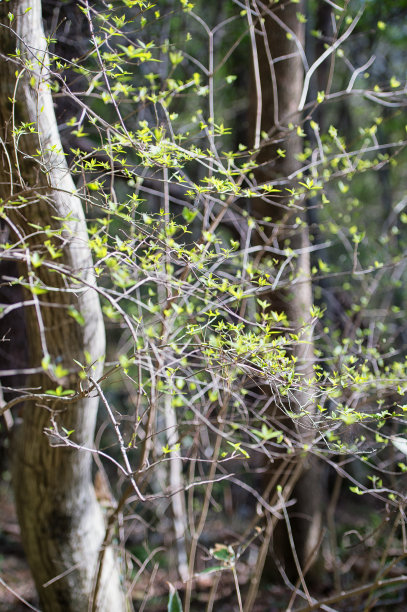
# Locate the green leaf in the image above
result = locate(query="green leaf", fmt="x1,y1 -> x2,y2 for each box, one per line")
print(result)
54,364 -> 69,380
41,354 -> 51,371
87,182 -> 102,191
210,543 -> 235,563
182,206 -> 197,223
31,252 -> 43,268
61,427 -> 75,437
252,424 -> 283,441
68,307 -> 85,326
29,285 -> 48,295
167,583 -> 183,612
45,386 -> 75,397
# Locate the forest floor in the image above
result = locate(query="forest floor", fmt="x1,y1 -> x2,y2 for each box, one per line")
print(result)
4,478 -> 407,611
0,481 -> 37,611
0,480 -> 291,612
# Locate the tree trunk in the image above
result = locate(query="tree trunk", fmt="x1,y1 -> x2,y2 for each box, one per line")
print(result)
249,0 -> 323,576
0,1 -> 126,610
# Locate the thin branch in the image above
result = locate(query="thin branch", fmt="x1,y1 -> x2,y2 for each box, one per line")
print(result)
294,576 -> 407,612
0,577 -> 41,612
346,55 -> 376,93
246,0 -> 262,150
89,377 -> 145,502
298,9 -> 364,110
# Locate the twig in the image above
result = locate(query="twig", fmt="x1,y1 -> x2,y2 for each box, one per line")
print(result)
184,409 -> 227,612
0,577 -> 41,612
89,377 -> 144,501
90,482 -> 134,612
294,576 -> 407,612
232,565 -> 244,612
246,0 -> 262,150
244,459 -> 305,611
298,9 -> 364,110
346,55 -> 376,93
277,488 -> 312,608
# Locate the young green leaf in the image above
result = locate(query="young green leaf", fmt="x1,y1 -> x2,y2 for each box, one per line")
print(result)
167,583 -> 183,612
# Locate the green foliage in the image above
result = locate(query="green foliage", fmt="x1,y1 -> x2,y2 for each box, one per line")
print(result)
3,0 -> 407,608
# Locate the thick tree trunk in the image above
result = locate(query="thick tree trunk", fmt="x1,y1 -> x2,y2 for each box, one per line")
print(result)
0,1 -> 126,610
249,0 -> 323,575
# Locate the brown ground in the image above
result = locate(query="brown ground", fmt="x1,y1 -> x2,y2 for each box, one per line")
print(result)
0,479 -> 291,612
0,481 -> 38,611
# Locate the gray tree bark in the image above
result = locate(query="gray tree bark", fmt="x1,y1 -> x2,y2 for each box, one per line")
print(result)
0,1 -> 126,610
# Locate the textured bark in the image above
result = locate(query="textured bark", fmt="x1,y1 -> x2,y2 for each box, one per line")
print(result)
250,0 -> 323,573
0,1 -> 126,610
